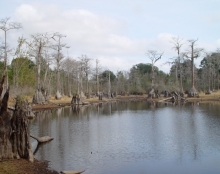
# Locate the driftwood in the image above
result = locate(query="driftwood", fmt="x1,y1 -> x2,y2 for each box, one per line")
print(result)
82,102 -> 90,105
60,170 -> 85,174
30,134 -> 54,143
158,97 -> 173,102
158,91 -> 186,103
173,92 -> 186,101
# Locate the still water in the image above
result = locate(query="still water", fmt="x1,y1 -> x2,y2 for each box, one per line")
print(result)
30,102 -> 220,174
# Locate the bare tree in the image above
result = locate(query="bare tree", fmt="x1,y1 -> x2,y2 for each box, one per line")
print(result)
13,37 -> 29,87
75,61 -> 80,95
51,32 -> 67,100
62,57 -> 77,97
41,48 -> 54,99
95,59 -> 101,95
78,58 -> 84,104
0,17 -> 22,89
146,50 -> 163,88
170,36 -> 184,93
214,49 -> 220,90
108,70 -> 111,98
28,33 -> 52,104
184,39 -> 203,97
79,55 -> 92,99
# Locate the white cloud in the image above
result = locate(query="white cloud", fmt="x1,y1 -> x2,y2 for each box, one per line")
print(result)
14,4 -> 43,22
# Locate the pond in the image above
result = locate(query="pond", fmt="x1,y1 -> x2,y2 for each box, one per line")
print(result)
30,101 -> 220,174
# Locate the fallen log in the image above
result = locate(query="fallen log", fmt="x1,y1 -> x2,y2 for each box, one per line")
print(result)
158,97 -> 172,102
82,102 -> 90,105
60,170 -> 85,174
173,92 -> 186,101
30,135 -> 54,143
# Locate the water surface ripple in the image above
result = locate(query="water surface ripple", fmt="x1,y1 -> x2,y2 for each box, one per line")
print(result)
30,102 -> 220,174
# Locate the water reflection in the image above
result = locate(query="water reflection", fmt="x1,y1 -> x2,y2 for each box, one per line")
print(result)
30,102 -> 220,174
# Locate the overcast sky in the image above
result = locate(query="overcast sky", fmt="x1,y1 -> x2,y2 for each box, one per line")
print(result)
1,0 -> 220,73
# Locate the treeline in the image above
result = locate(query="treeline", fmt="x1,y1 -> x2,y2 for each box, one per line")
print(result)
5,51 -> 220,97
1,17 -> 220,102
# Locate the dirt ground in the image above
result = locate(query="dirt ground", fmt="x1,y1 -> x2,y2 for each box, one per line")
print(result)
3,91 -> 220,174
0,159 -> 58,174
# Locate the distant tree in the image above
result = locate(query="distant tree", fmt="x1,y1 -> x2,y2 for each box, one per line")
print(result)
99,70 -> 116,95
41,49 -> 53,96
116,71 -> 129,95
134,63 -> 153,75
129,66 -> 142,93
199,52 -> 220,91
79,55 -> 92,98
184,39 -> 203,97
28,33 -> 52,104
61,57 -> 77,97
0,17 -> 22,89
95,59 -> 101,95
170,36 -> 184,93
100,70 -> 116,82
13,37 -> 30,88
11,57 -> 36,87
51,32 -> 67,100
77,58 -> 84,104
146,50 -> 163,88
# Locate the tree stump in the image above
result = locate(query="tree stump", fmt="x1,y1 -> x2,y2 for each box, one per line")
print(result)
33,89 -> 47,104
0,75 -> 34,161
55,91 -> 62,100
188,87 -> 199,98
0,95 -> 34,162
148,88 -> 155,99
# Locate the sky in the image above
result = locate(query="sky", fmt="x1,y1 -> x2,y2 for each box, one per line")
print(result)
0,0 -> 220,73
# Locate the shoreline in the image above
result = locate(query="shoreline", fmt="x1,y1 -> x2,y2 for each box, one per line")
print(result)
32,93 -> 220,111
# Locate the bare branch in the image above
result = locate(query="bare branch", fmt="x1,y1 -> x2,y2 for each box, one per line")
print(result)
0,17 -> 22,32
146,50 -> 163,87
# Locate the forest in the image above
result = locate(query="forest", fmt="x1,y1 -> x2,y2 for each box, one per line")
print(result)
0,17 -> 220,103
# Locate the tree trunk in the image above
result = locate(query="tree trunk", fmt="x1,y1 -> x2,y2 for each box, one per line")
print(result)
188,56 -> 198,97
86,73 -> 89,99
33,42 -> 47,104
67,73 -> 72,97
79,65 -> 84,104
96,59 -> 99,95
55,90 -> 62,100
55,67 -> 62,100
108,71 -> 111,98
